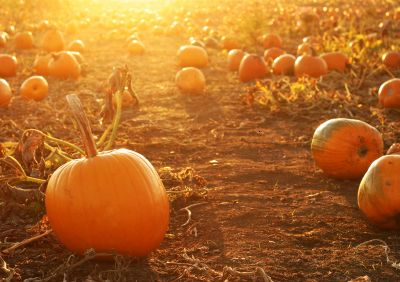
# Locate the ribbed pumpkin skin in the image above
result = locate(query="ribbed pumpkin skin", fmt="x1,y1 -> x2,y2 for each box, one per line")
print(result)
45,148 -> 170,257
311,118 -> 383,179
177,45 -> 208,68
358,155 -> 400,229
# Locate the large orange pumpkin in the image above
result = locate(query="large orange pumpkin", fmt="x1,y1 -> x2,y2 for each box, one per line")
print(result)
272,54 -> 295,75
238,54 -> 268,82
358,155 -> 400,229
311,118 -> 383,179
227,49 -> 246,71
294,55 -> 328,78
382,51 -> 400,69
33,54 -> 51,75
177,45 -> 208,68
378,78 -> 400,108
41,29 -> 65,52
48,51 -> 81,80
46,95 -> 169,256
320,52 -> 348,72
0,78 -> 12,108
15,31 -> 34,49
262,33 -> 282,49
0,55 -> 18,77
175,67 -> 205,94
20,76 -> 48,101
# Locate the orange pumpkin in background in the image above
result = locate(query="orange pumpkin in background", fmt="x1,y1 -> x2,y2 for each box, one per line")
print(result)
48,51 -> 81,80
177,45 -> 208,68
297,42 -> 313,55
0,55 -> 18,77
311,118 -> 383,180
272,54 -> 296,75
127,40 -> 145,55
15,31 -> 34,49
0,78 -> 12,108
221,36 -> 240,50
382,51 -> 400,69
294,55 -> 328,78
20,76 -> 49,101
227,49 -> 246,71
0,33 -> 7,47
33,54 -> 51,75
67,40 -> 86,53
46,95 -> 169,257
264,47 -> 285,63
238,54 -> 268,82
262,33 -> 282,49
358,155 -> 400,229
41,29 -> 65,52
175,67 -> 205,94
320,52 -> 349,72
378,78 -> 400,108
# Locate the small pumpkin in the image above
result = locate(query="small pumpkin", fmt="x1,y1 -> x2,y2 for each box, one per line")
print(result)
127,40 -> 145,55
262,33 -> 282,49
14,31 -> 34,49
0,78 -> 12,108
320,52 -> 348,72
227,49 -> 246,72
221,36 -> 240,50
46,94 -> 169,256
175,67 -> 205,94
311,118 -> 383,179
48,51 -> 81,80
382,51 -> 400,69
33,54 -> 51,75
264,47 -> 285,64
67,40 -> 86,53
41,29 -> 65,52
238,54 -> 268,82
294,55 -> 328,78
297,42 -> 313,55
378,78 -> 400,108
358,155 -> 400,229
0,54 -> 18,77
177,45 -> 208,68
272,54 -> 296,76
20,76 -> 48,101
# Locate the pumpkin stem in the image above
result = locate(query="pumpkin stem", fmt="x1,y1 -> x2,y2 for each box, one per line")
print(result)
66,94 -> 98,158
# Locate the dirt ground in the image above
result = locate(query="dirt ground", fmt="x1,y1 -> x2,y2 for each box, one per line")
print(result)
1,1 -> 400,281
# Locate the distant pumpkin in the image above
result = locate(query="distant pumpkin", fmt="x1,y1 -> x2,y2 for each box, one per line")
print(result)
264,47 -> 285,63
221,36 -> 240,50
320,52 -> 349,72
177,45 -> 208,68
262,33 -> 282,49
227,49 -> 246,71
378,78 -> 400,108
272,54 -> 296,75
311,118 -> 383,179
238,54 -> 268,82
41,29 -> 65,52
175,67 -> 205,94
0,78 -> 12,108
382,51 -> 400,69
128,40 -> 145,55
15,31 -> 34,49
294,55 -> 328,78
20,76 -> 48,101
33,54 -> 51,76
67,40 -> 85,53
0,54 -> 18,77
48,51 -> 81,80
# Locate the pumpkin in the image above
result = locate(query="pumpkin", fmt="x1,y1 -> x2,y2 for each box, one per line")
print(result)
297,42 -> 313,55
294,55 -> 328,78
0,78 -> 12,108
238,54 -> 268,82
203,36 -> 220,49
67,40 -> 86,53
46,94 -> 169,256
264,47 -> 285,64
227,49 -> 246,71
127,40 -> 145,55
311,118 -> 383,179
272,54 -> 296,75
0,33 -> 7,47
262,33 -> 282,49
14,31 -> 34,49
320,52 -> 349,72
48,51 -> 81,80
0,54 -> 18,77
221,36 -> 240,50
382,51 -> 400,69
20,76 -> 48,101
387,143 -> 400,155
33,54 -> 51,75
41,29 -> 65,52
189,37 -> 205,48
378,78 -> 400,108
175,67 -> 205,94
177,45 -> 208,68
358,155 -> 400,229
